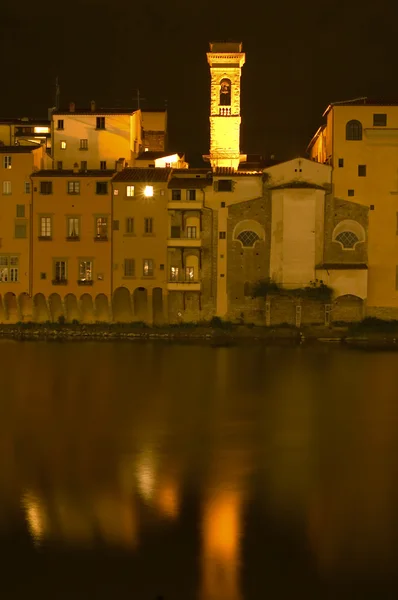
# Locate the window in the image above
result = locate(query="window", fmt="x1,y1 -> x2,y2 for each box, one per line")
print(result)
126,217 -> 134,234
15,223 -> 27,238
40,272 -> 46,280
237,230 -> 260,247
126,185 -> 135,197
96,182 -> 108,195
0,255 -> 18,282
2,181 -> 11,195
144,217 -> 153,234
68,181 -> 80,194
187,189 -> 196,201
81,161 -> 87,171
172,189 -> 181,200
54,260 -> 67,282
143,259 -> 154,276
24,182 -> 31,194
79,260 -> 92,282
335,231 -> 359,249
187,226 -> 197,239
16,205 -> 25,218
221,201 -> 226,207
124,258 -> 135,277
144,185 -> 154,197
170,266 -> 179,281
80,139 -> 88,150
338,158 -> 344,168
57,161 -> 63,170
346,120 -> 362,141
3,156 -> 11,169
348,189 -> 355,196
170,225 -> 181,238
40,216 -> 52,238
40,181 -> 52,195
219,231 -> 226,239
113,220 -> 119,231
219,78 -> 231,106
96,117 -> 105,130
358,165 -> 367,177
373,113 -> 387,127
95,216 -> 108,238
217,179 -> 233,192
100,161 -> 107,170
57,119 -> 64,130
185,266 -> 194,281
67,217 -> 80,238
60,140 -> 66,149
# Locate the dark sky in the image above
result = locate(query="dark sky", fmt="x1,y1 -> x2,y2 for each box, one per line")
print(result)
1,0 -> 398,164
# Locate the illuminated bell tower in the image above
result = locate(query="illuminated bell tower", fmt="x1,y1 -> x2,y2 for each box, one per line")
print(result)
206,42 -> 246,171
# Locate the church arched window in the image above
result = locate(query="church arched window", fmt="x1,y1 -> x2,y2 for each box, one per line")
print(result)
219,79 -> 231,106
346,120 -> 362,141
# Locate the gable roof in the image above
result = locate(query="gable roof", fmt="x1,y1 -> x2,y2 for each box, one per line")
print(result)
113,168 -> 171,182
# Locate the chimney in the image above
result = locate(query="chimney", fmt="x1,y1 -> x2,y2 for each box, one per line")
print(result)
73,162 -> 79,173
69,101 -> 75,113
116,158 -> 125,172
90,100 -> 96,112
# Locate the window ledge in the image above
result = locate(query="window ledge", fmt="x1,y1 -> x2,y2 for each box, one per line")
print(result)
122,276 -> 136,280
141,275 -> 156,279
79,148 -> 89,151
96,193 -> 108,196
123,233 -> 136,237
94,236 -> 108,242
66,236 -> 80,241
38,236 -> 52,241
143,233 -> 155,237
67,192 -> 80,196
124,196 -> 136,200
95,128 -> 106,131
52,279 -> 67,285
77,280 -> 93,286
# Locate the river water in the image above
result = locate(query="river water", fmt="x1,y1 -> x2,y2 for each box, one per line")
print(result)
1,340 -> 398,599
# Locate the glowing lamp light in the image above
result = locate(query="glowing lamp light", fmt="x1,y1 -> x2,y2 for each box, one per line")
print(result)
34,127 -> 50,134
144,185 -> 154,197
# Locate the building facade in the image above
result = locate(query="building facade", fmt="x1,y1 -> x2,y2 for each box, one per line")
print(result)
0,45 -> 390,325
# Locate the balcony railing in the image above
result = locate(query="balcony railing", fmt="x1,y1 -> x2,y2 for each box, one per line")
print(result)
94,234 -> 108,242
52,279 -> 67,285
77,279 -> 93,286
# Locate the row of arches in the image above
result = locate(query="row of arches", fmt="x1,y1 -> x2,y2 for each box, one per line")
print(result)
0,288 -> 165,324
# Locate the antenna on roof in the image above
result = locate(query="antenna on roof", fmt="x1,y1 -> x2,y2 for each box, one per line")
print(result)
55,76 -> 60,110
132,89 -> 146,110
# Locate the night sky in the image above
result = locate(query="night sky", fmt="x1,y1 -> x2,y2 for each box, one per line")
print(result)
1,0 -> 398,164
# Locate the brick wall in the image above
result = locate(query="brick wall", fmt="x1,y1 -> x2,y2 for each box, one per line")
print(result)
323,195 -> 368,264
143,131 -> 165,152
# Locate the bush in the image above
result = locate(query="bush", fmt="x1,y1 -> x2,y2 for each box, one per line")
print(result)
349,317 -> 398,334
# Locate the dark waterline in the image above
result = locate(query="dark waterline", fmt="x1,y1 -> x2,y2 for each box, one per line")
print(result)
1,340 -> 398,599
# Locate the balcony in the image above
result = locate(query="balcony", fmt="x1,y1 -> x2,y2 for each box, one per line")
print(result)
77,279 -> 93,286
167,235 -> 202,248
167,280 -> 201,292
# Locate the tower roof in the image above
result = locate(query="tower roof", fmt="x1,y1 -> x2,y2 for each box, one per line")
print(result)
209,42 -> 243,53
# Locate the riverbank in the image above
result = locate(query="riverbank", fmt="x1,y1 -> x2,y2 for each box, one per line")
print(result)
1,319 -> 398,349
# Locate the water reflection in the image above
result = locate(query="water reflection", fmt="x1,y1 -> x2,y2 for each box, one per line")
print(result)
0,342 -> 398,597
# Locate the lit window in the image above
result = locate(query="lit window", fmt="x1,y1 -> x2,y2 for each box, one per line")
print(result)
187,226 -> 196,239
185,266 -> 194,281
60,140 -> 66,149
126,185 -> 135,197
237,230 -> 260,247
40,217 -> 52,238
144,147 -> 149,152
34,127 -> 49,134
2,181 -> 11,195
143,259 -> 154,276
24,182 -> 31,194
335,231 -> 359,249
3,156 -> 11,169
0,255 -> 18,282
67,181 -> 80,194
170,266 -> 179,281
124,258 -> 135,277
144,185 -> 154,197
95,217 -> 108,239
79,260 -> 92,281
67,217 -> 80,238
